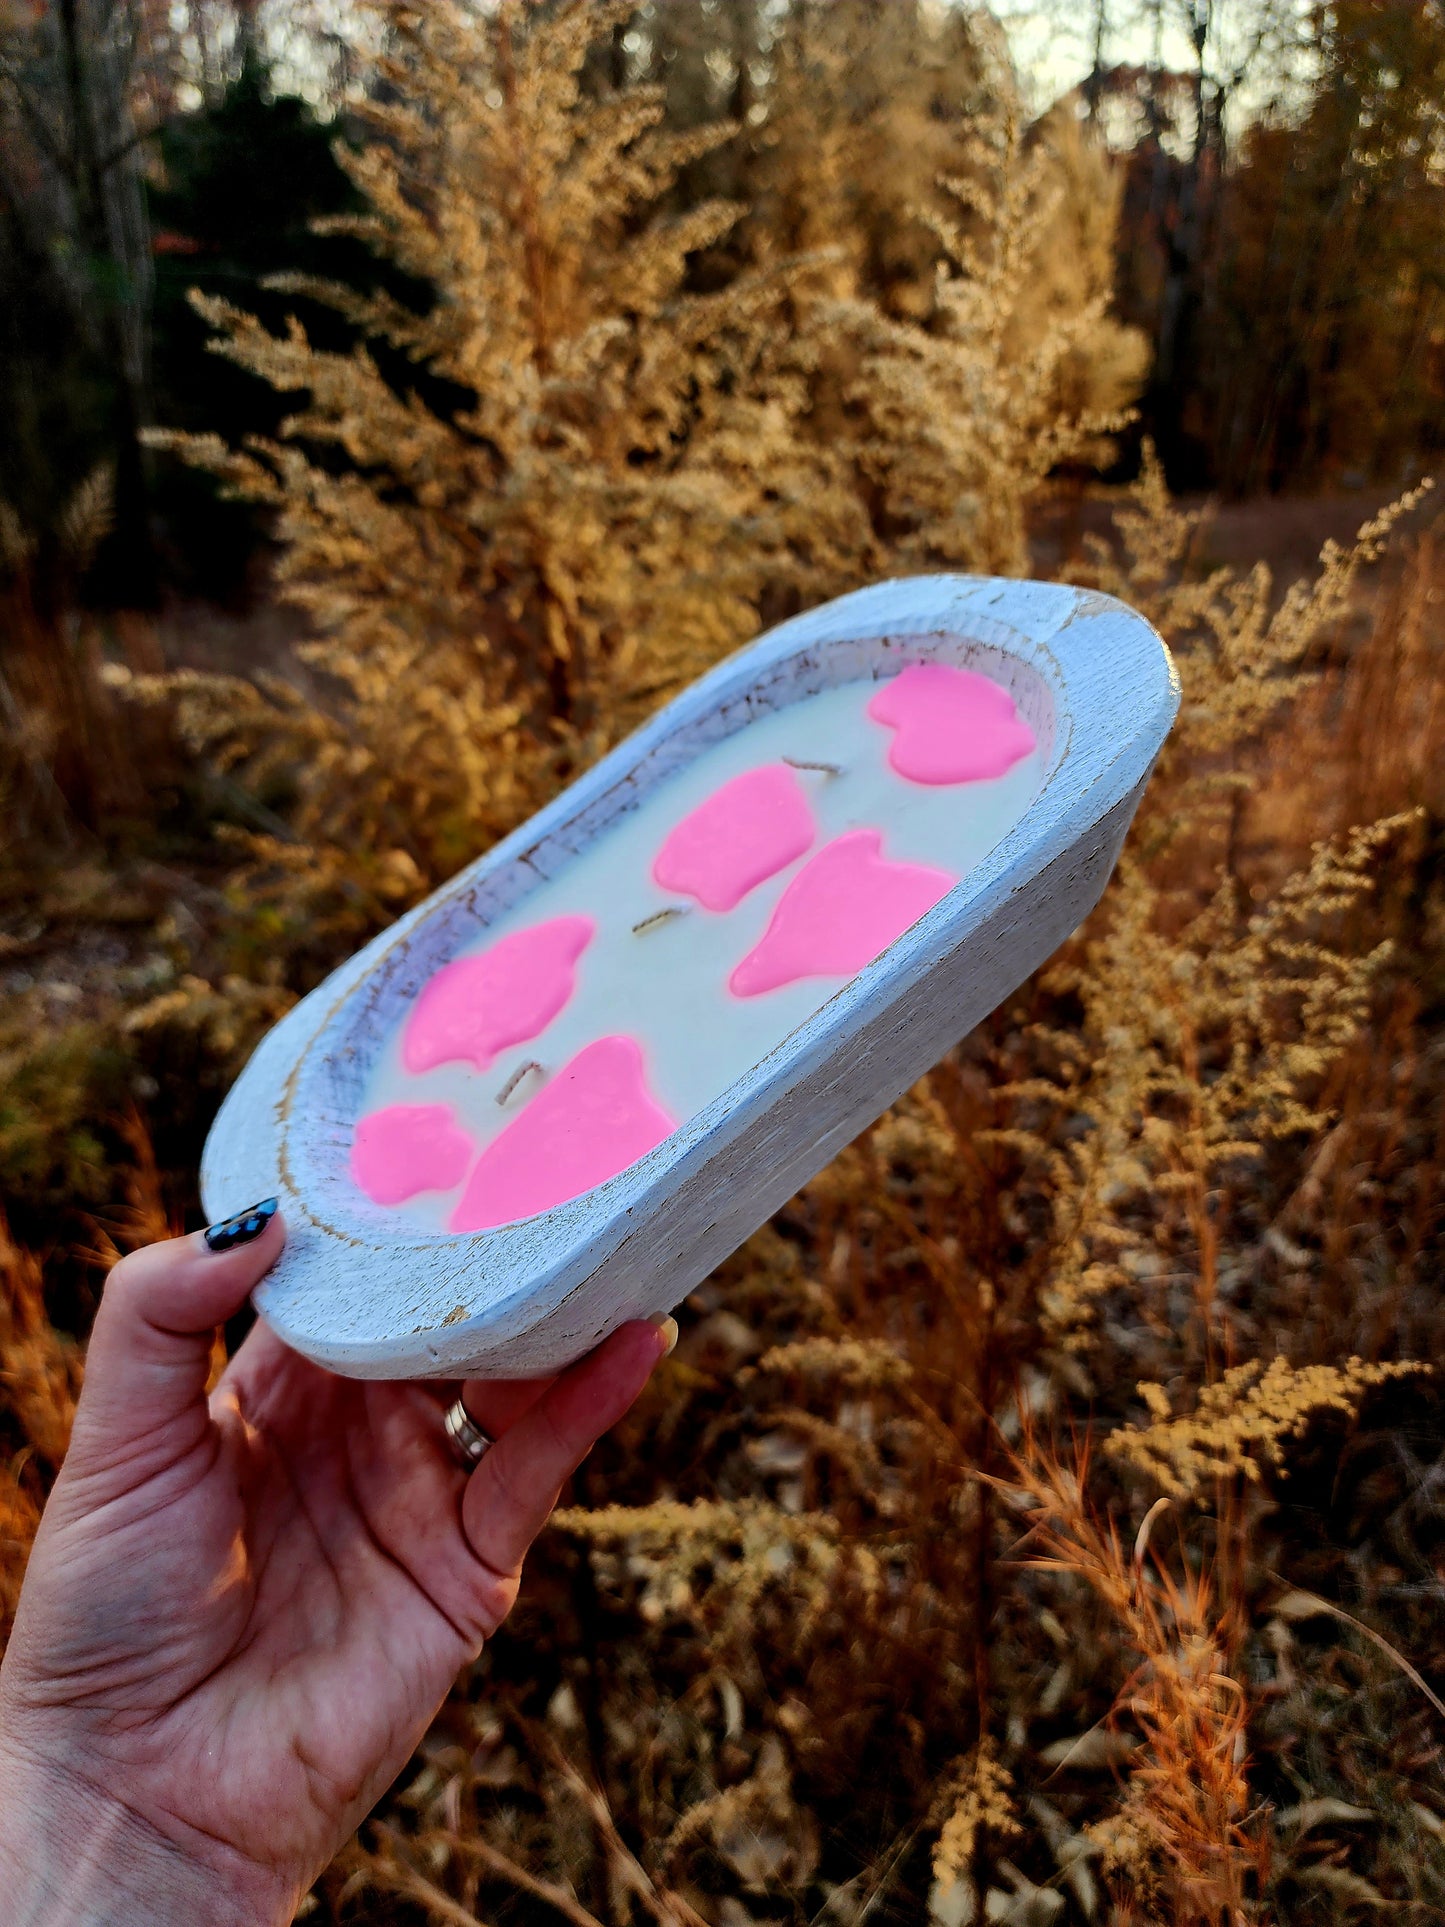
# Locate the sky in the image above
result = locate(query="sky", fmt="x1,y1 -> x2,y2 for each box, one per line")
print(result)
991,0 -> 1162,108
251,0 -> 1307,141
252,0 -> 1208,117
990,0 -> 1320,148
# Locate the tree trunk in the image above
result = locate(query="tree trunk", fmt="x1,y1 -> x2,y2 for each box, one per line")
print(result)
1148,8 -> 1212,486
57,0 -> 157,605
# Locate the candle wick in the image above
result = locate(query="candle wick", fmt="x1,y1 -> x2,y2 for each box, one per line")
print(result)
495,1060 -> 544,1106
783,756 -> 845,775
632,906 -> 689,935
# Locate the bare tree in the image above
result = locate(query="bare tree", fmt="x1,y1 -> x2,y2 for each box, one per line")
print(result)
1066,0 -> 1314,476
0,0 -> 179,599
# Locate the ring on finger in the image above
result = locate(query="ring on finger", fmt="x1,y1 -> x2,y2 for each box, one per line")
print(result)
443,1397 -> 494,1471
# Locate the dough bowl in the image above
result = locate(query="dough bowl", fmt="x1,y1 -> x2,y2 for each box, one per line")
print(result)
202,574 -> 1178,1379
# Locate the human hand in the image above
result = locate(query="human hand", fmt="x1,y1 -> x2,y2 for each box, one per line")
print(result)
0,1205 -> 671,1925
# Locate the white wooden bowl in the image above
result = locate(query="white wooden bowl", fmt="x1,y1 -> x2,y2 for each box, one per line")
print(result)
202,575 -> 1177,1379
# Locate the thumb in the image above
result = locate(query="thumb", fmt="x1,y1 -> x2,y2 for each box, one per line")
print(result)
68,1200 -> 285,1476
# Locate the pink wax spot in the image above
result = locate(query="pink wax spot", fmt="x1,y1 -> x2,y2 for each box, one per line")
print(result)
351,1103 -> 475,1206
866,663 -> 1036,785
652,764 -> 815,912
448,1036 -> 676,1232
402,915 -> 594,1074
729,830 -> 955,998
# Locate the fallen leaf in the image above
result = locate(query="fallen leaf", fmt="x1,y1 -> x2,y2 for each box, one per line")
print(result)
928,1874 -> 977,1927
1028,1795 -> 1099,1920
1296,1865 -> 1388,1905
1275,1797 -> 1374,1834
1039,1729 -> 1137,1770
1271,1590 -> 1334,1621
984,1861 -> 1064,1925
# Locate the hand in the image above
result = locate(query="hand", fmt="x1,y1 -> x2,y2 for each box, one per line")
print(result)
0,1206 -> 670,1925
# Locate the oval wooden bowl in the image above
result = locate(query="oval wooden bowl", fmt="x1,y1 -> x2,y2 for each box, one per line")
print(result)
202,574 -> 1178,1379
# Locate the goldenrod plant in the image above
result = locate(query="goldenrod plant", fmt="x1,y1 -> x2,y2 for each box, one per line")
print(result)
1,3 -> 1442,1920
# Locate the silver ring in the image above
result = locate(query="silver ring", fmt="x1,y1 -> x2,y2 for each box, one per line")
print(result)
443,1397 -> 494,1471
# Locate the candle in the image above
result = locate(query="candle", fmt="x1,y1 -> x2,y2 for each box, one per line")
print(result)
351,664 -> 1041,1234
201,576 -> 1180,1383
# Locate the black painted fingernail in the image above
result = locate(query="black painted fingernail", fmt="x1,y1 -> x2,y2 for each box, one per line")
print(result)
204,1197 -> 278,1252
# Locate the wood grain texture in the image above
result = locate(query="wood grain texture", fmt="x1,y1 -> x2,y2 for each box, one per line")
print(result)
201,574 -> 1179,1379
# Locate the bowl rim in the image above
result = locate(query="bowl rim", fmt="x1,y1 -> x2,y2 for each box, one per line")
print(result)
203,572 -> 1178,1375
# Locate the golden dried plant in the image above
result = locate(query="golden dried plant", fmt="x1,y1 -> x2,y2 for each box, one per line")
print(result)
2,5 -> 1439,1919
137,0 -> 1141,941
1009,1441 -> 1269,1922
549,1495 -> 878,1649
1107,1357 -> 1430,1502
0,1214 -> 82,1644
143,0 -> 878,900
929,1737 -> 1020,1895
995,812 -> 1410,1358
1074,451 -> 1434,767
815,111 -> 1140,579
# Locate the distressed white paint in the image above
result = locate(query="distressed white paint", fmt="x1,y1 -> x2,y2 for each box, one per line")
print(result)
201,575 -> 1179,1380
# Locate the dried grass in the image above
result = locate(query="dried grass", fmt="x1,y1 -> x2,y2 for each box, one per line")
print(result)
1,5 -> 1443,1921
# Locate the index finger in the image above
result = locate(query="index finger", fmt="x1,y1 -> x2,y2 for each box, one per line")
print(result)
459,1374 -> 556,1438
460,1319 -> 667,1583
456,1310 -> 676,1438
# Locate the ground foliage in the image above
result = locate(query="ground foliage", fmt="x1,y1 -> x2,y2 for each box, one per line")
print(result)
2,4 -> 1445,1923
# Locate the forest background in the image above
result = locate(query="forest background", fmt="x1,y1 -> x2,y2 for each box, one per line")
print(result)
3,1 -> 1445,1921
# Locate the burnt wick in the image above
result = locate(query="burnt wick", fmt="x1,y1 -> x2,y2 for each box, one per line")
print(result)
783,756 -> 844,775
495,1060 -> 544,1106
632,906 -> 689,935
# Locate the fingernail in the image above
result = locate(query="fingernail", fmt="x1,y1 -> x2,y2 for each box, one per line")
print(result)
204,1197 -> 278,1253
650,1314 -> 679,1357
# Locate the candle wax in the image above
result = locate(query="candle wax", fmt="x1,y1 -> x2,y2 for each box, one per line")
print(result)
355,671 -> 1043,1233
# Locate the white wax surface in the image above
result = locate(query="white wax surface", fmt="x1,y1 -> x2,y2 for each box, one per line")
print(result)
360,675 -> 1044,1232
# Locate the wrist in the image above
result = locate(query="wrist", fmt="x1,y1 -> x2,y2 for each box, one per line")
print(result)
0,1738 -> 295,1927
